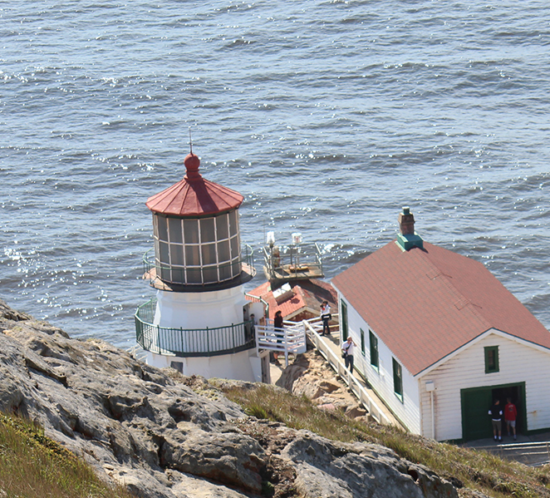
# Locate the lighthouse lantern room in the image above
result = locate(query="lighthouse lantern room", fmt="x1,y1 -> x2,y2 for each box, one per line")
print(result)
135,150 -> 265,381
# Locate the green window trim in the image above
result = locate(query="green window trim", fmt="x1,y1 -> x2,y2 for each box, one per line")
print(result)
484,346 -> 499,374
392,358 -> 404,403
369,330 -> 379,370
360,329 -> 365,356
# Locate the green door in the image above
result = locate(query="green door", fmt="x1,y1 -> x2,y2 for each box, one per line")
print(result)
461,382 -> 526,441
461,387 -> 493,441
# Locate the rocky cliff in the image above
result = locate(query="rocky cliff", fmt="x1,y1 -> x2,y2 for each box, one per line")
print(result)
0,299 -> 462,498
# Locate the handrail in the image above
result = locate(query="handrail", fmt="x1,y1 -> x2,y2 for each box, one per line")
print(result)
303,319 -> 392,426
255,321 -> 306,367
245,292 -> 270,318
135,299 -> 255,357
263,243 -> 323,280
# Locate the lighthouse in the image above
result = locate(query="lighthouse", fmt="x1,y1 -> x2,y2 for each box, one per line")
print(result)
134,149 -> 265,381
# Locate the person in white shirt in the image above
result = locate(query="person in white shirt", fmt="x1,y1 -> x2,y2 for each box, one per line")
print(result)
320,301 -> 331,336
342,336 -> 357,373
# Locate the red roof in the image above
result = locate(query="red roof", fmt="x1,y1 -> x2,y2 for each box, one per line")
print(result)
146,153 -> 243,216
332,241 -> 550,376
247,279 -> 337,320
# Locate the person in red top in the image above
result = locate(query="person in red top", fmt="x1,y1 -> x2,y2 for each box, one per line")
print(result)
505,398 -> 518,440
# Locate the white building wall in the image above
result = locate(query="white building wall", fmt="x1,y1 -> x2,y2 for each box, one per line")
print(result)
155,285 -> 247,330
339,296 -> 421,434
147,348 -> 261,382
418,331 -> 550,441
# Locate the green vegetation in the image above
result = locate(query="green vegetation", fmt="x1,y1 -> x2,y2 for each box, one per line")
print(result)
0,413 -> 133,498
223,384 -> 550,498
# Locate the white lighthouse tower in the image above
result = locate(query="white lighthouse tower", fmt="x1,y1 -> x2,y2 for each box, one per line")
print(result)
134,149 -> 264,381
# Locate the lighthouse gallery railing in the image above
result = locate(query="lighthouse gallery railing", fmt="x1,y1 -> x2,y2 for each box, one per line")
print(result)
135,299 -> 255,357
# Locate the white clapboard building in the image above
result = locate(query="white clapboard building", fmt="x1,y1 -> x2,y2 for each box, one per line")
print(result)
332,207 -> 550,441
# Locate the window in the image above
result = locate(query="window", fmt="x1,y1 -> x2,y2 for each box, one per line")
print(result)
170,361 -> 183,374
341,301 -> 348,340
152,211 -> 242,285
485,346 -> 499,374
369,331 -> 379,369
360,329 -> 365,356
393,358 -> 403,402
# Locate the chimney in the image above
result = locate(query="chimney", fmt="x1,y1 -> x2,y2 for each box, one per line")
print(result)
398,206 -> 415,235
396,206 -> 423,251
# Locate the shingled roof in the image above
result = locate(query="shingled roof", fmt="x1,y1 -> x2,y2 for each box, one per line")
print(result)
332,240 -> 550,376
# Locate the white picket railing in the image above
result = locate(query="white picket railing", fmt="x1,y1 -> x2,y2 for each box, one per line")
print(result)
256,319 -> 307,366
303,317 -> 393,426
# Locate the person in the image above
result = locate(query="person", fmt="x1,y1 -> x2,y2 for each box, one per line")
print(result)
273,310 -> 284,361
342,336 -> 357,373
505,398 -> 517,440
320,301 -> 331,336
488,399 -> 503,442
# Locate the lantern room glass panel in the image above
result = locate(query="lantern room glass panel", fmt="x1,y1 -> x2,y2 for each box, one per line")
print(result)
169,218 -> 183,243
152,210 -> 243,286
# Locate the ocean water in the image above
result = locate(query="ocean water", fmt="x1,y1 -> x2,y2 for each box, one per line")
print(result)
1,0 -> 550,348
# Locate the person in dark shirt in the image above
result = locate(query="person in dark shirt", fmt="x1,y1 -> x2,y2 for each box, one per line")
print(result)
273,310 -> 284,361
488,399 -> 503,442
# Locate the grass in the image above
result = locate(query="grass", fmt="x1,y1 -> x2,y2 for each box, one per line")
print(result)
0,412 -> 134,498
222,383 -> 550,498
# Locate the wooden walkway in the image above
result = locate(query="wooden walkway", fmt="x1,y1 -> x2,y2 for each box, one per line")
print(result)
304,318 -> 401,428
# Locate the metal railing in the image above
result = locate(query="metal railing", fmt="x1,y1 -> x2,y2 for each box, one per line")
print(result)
263,243 -> 323,280
303,317 -> 393,427
142,244 -> 255,286
245,292 -> 270,318
135,299 -> 255,357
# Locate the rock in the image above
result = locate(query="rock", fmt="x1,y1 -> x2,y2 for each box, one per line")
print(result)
0,299 -> 255,498
280,432 -> 458,498
0,299 -> 463,498
345,405 -> 368,419
161,428 -> 265,493
277,350 -> 368,420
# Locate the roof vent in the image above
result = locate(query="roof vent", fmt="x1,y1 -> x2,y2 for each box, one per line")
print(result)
396,206 -> 424,251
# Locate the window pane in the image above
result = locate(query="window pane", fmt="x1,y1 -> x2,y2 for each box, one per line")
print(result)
232,260 -> 241,276
171,266 -> 185,282
217,213 -> 229,240
369,331 -> 379,368
201,243 -> 217,266
219,265 -> 232,281
157,216 -> 168,241
185,245 -> 200,266
485,346 -> 499,373
200,218 -> 216,243
230,235 -> 239,259
218,240 -> 230,262
393,358 -> 403,397
186,267 -> 201,284
170,244 -> 184,266
153,214 -> 159,238
229,210 -> 239,236
169,218 -> 183,243
159,242 -> 170,264
202,266 -> 218,284
184,219 -> 199,244
160,266 -> 171,281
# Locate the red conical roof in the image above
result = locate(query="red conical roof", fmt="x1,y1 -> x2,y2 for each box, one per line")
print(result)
146,152 -> 244,216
